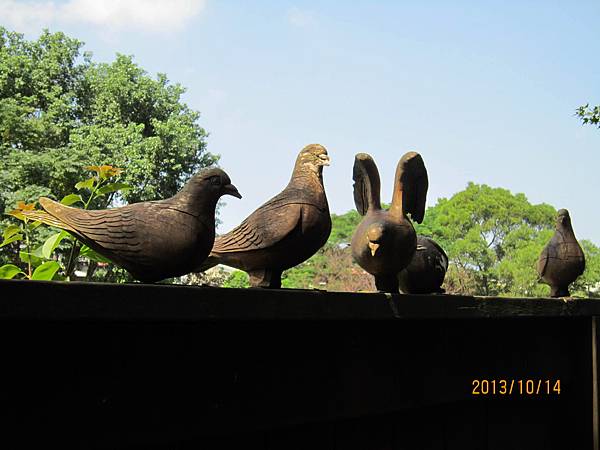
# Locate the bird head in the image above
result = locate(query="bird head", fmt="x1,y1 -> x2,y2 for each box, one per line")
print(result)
296,144 -> 331,174
556,209 -> 571,228
366,223 -> 385,256
188,168 -> 242,200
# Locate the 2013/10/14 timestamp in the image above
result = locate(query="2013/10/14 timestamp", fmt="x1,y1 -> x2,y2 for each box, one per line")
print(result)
472,379 -> 561,396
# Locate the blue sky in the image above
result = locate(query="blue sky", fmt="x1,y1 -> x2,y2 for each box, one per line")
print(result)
3,0 -> 600,243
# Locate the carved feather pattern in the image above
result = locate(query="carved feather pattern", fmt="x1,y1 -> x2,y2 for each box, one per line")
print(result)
212,196 -> 301,253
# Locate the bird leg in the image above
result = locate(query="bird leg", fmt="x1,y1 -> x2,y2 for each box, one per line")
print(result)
550,285 -> 570,298
374,274 -> 399,293
248,269 -> 283,289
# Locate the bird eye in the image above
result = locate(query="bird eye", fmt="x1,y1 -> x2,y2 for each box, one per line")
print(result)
209,176 -> 221,186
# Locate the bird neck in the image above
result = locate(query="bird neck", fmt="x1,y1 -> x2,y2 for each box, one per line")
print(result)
289,165 -> 324,189
557,224 -> 576,241
173,189 -> 219,217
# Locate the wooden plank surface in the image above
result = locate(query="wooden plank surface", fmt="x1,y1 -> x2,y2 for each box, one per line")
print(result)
2,279 -> 600,320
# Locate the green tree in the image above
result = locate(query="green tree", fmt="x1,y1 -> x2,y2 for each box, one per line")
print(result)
0,27 -> 218,266
416,183 -> 557,296
576,103 -> 600,128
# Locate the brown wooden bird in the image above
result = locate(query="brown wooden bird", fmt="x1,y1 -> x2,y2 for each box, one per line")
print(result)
351,152 -> 428,292
23,168 -> 241,283
537,209 -> 585,297
398,235 -> 448,294
198,144 -> 331,288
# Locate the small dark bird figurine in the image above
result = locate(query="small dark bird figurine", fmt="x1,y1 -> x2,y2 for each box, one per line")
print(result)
23,168 -> 241,283
351,152 -> 428,292
199,144 -> 332,288
398,236 -> 448,294
537,209 -> 585,297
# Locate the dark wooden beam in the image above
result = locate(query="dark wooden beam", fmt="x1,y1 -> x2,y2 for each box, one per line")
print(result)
2,279 -> 600,321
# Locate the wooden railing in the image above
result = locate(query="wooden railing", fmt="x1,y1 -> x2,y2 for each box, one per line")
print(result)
1,279 -> 598,449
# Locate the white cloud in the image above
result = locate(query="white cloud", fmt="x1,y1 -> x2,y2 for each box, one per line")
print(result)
287,6 -> 316,28
0,0 -> 206,33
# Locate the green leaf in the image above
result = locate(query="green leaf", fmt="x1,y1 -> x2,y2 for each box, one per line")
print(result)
31,261 -> 61,280
80,245 -> 112,263
0,264 -> 24,279
0,233 -> 23,248
19,251 -> 43,267
97,182 -> 132,196
75,177 -> 95,191
3,224 -> 21,240
60,194 -> 83,206
42,231 -> 69,259
27,221 -> 42,231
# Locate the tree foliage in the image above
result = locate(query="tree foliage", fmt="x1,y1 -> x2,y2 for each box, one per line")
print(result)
576,103 -> 600,128
0,27 -> 217,267
415,183 -> 557,296
0,27 -> 216,215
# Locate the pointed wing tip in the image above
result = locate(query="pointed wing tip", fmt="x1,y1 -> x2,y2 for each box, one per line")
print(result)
39,197 -> 56,208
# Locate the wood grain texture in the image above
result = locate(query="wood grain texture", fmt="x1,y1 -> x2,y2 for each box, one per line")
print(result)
351,152 -> 429,293
537,209 -> 585,297
200,144 -> 332,288
23,168 -> 241,282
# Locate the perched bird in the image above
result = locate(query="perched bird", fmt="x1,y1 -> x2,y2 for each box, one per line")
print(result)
23,168 -> 241,283
537,209 -> 585,297
398,236 -> 448,294
351,152 -> 428,292
199,144 -> 331,288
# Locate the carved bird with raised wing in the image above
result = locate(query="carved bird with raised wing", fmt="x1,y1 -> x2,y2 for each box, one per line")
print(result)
23,168 -> 241,283
198,144 -> 331,288
398,235 -> 448,294
351,152 -> 428,292
537,209 -> 585,297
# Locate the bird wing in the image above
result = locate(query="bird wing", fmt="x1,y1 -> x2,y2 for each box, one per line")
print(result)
537,244 -> 551,278
427,238 -> 449,271
212,196 -> 303,253
393,152 -> 428,223
352,153 -> 381,216
39,197 -> 142,263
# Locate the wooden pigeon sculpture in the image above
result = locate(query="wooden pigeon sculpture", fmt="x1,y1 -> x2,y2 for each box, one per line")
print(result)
537,209 -> 585,297
398,235 -> 448,294
198,144 -> 332,288
351,152 -> 428,292
23,168 -> 241,283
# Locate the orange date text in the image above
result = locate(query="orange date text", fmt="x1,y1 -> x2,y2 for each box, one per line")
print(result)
471,379 -> 561,396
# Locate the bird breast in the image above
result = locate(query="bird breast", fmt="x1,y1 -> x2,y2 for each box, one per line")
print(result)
351,214 -> 416,276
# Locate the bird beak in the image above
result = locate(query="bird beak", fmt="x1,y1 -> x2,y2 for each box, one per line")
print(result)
368,242 -> 380,256
318,154 -> 331,166
224,184 -> 242,199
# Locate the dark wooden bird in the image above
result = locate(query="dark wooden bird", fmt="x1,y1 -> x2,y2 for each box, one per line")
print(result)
537,209 -> 585,297
398,236 -> 448,294
23,168 -> 241,283
351,152 -> 428,292
198,144 -> 332,288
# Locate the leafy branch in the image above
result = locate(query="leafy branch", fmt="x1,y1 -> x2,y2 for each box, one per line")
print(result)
0,165 -> 131,281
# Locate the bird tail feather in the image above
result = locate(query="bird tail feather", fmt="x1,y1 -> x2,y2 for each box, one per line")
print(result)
20,209 -> 75,232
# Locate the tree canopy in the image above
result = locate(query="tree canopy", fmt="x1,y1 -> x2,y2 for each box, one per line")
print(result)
0,27 -> 217,215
